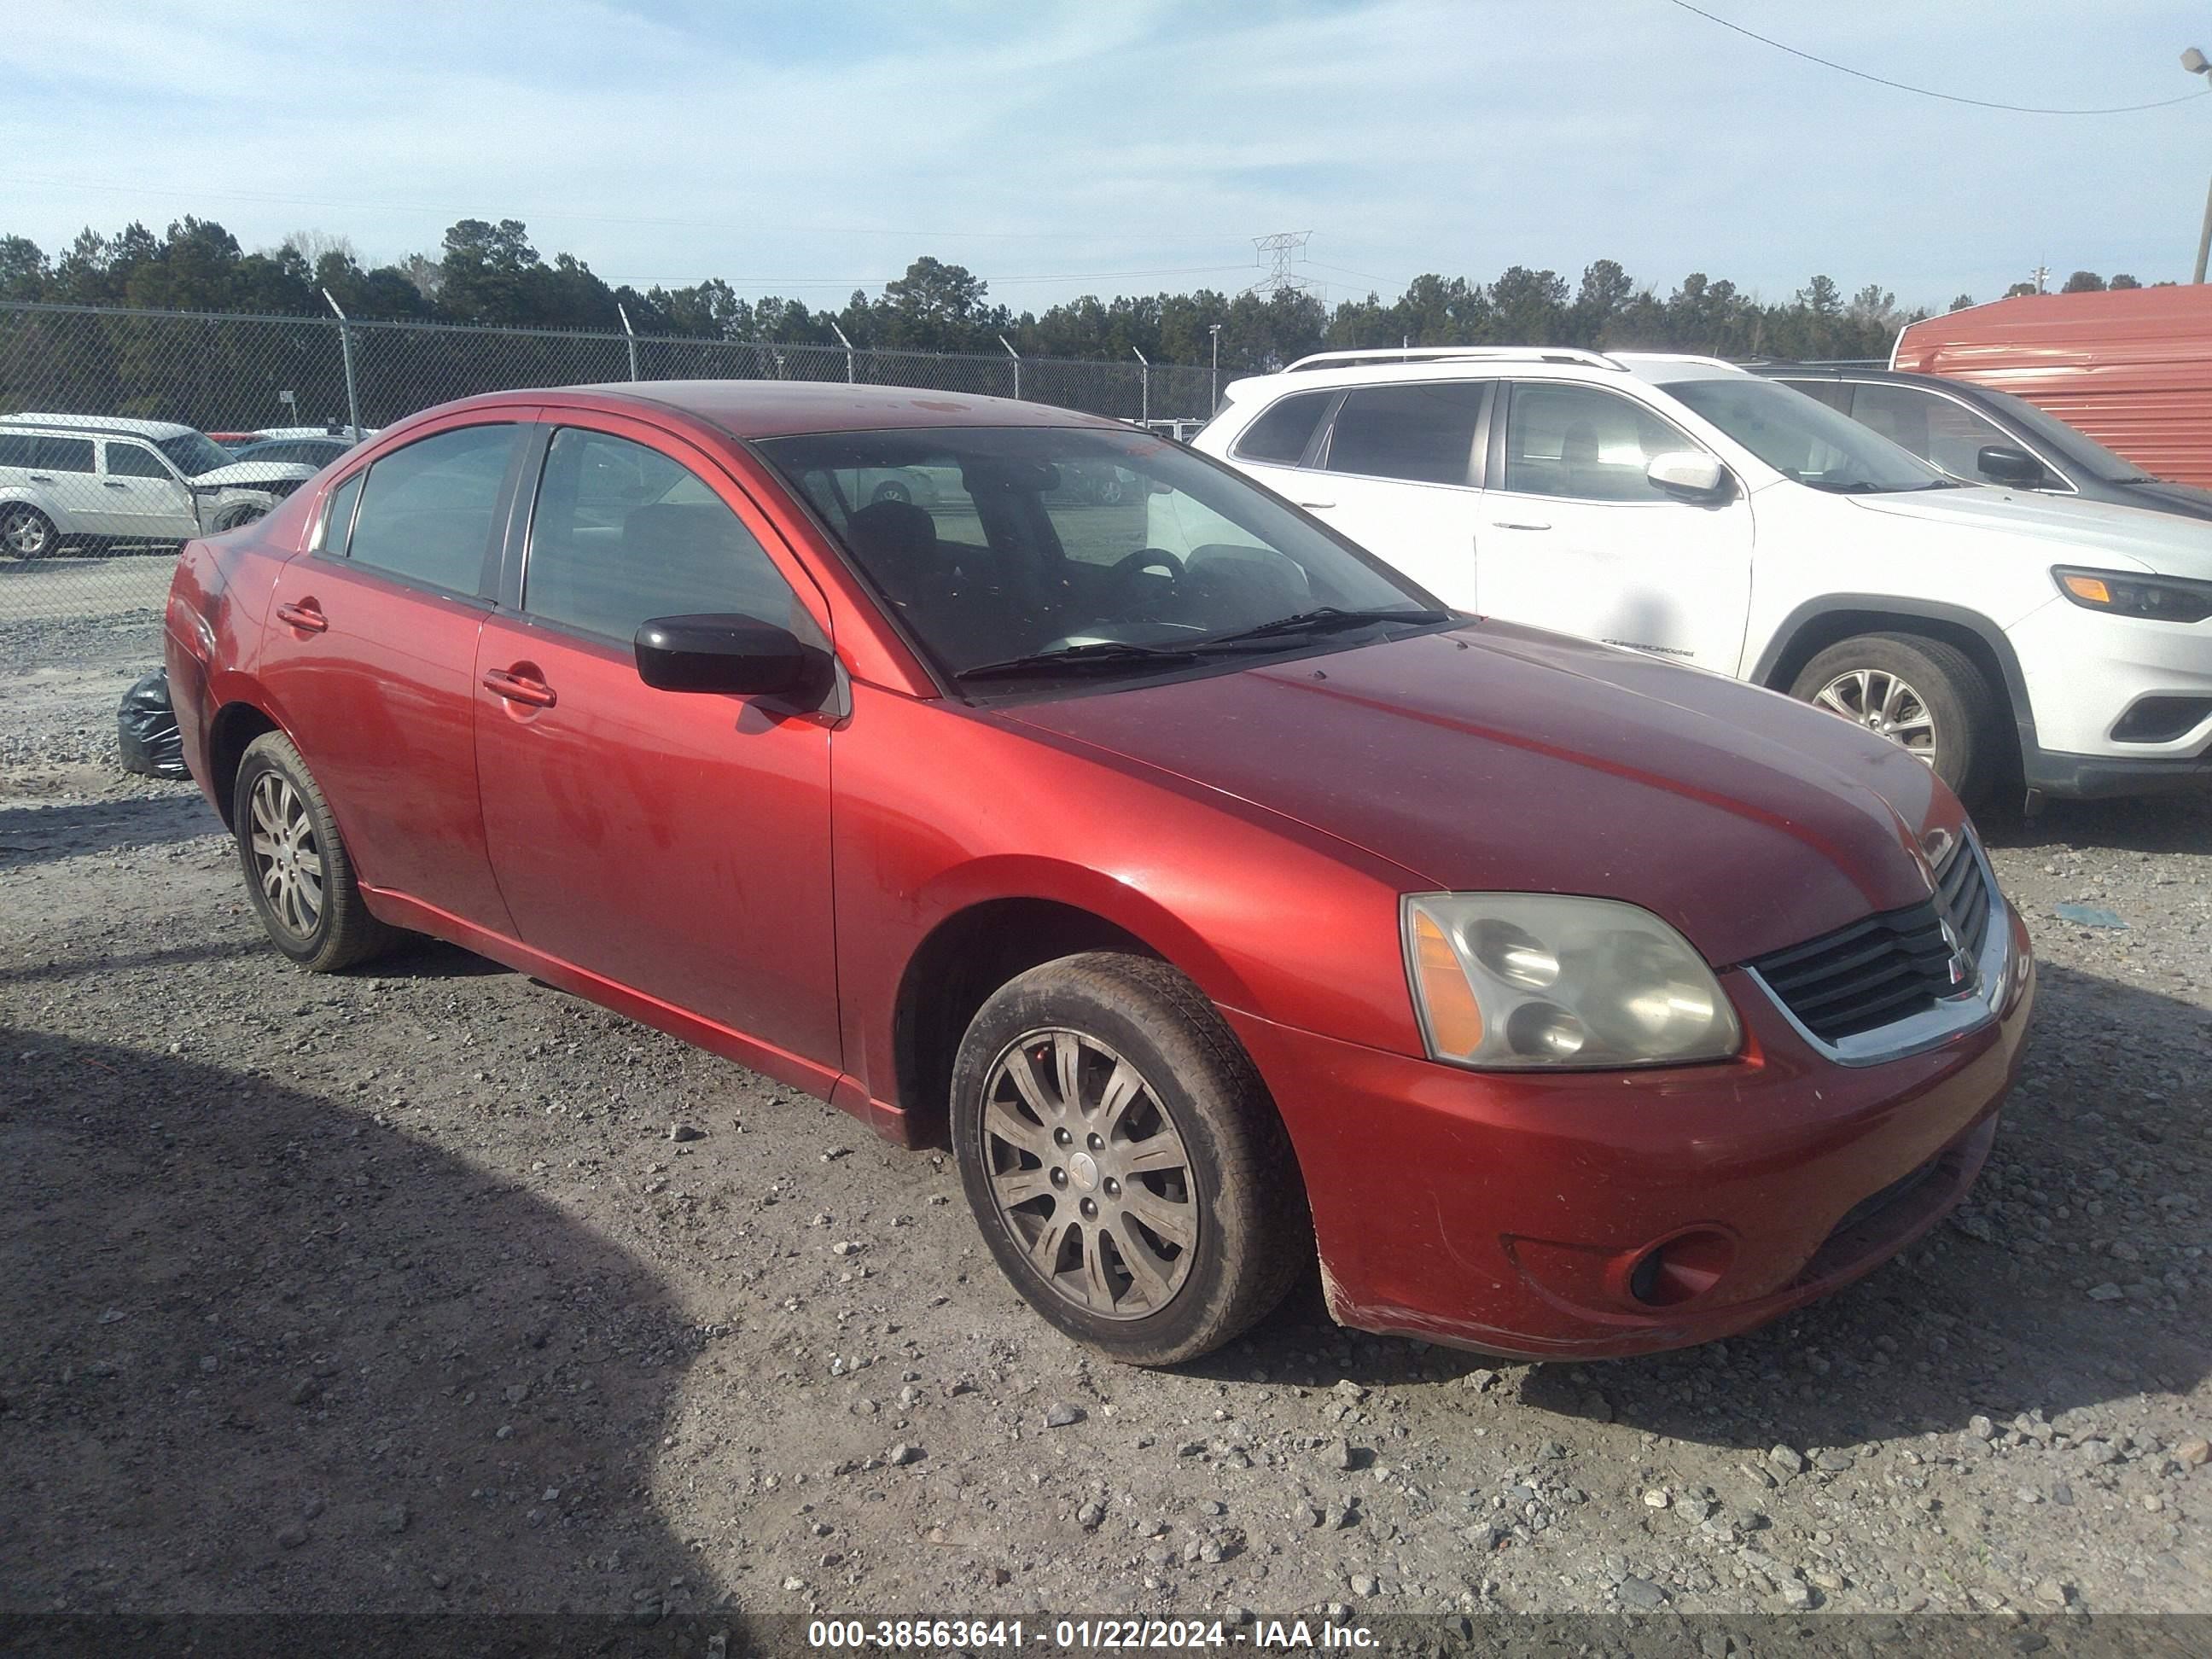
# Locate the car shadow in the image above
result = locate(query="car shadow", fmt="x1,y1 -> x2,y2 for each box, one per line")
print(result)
1979,790 -> 2211,855
0,793 -> 214,870
1201,962 -> 2210,1454
0,1023 -> 713,1616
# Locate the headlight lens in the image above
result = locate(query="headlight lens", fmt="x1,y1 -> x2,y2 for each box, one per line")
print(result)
2052,566 -> 2212,625
1403,894 -> 1741,1070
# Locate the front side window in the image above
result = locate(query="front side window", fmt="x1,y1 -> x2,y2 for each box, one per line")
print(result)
345,424 -> 518,593
1848,383 -> 2021,483
1232,391 -> 1333,466
31,436 -> 95,474
1502,383 -> 1692,502
1326,381 -> 1488,486
1663,375 -> 1947,494
758,426 -> 1438,685
523,428 -> 797,641
104,442 -> 174,480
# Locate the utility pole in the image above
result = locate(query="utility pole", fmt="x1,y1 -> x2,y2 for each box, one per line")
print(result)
1132,345 -> 1150,425
2030,264 -> 2051,294
1208,323 -> 1220,410
1244,231 -> 1313,299
2187,49 -> 2212,281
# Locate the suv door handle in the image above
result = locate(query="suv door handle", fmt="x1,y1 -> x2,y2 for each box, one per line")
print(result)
102,480 -> 127,489
1297,499 -> 1336,509
275,600 -> 329,634
1490,519 -> 1551,531
482,667 -> 557,708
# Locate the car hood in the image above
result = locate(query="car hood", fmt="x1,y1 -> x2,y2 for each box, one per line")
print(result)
2114,476 -> 2212,522
999,621 -> 1953,968
1843,485 -> 2212,579
195,460 -> 317,490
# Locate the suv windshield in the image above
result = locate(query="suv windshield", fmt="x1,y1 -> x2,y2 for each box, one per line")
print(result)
756,426 -> 1441,684
1977,387 -> 2148,483
155,432 -> 237,478
1665,377 -> 1949,494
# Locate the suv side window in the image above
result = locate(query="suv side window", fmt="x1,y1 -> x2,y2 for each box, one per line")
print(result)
1781,380 -> 1853,414
522,428 -> 797,642
1324,381 -> 1488,486
32,436 -> 96,474
1232,392 -> 1334,467
104,442 -> 173,480
0,434 -> 33,469
345,424 -> 519,593
1503,384 -> 1691,502
1847,383 -> 2023,484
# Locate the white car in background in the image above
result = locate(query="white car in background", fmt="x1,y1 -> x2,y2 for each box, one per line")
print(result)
0,412 -> 317,556
1183,347 -> 2212,806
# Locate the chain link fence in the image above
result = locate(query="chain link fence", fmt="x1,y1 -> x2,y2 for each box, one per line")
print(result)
0,300 -> 1218,626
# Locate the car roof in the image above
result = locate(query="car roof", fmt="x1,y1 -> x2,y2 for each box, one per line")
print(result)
0,411 -> 198,440
1743,363 -> 1930,385
1222,349 -> 1750,402
449,380 -> 1130,439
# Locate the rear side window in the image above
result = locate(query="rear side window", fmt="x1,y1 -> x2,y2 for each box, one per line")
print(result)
0,434 -> 33,468
104,443 -> 172,480
345,424 -> 518,593
1503,384 -> 1690,502
522,428 -> 797,642
32,436 -> 95,473
1232,392 -> 1334,466
1781,380 -> 1853,413
1324,381 -> 1488,486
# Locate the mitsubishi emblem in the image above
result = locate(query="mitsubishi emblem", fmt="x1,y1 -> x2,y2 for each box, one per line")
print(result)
1939,918 -> 1970,989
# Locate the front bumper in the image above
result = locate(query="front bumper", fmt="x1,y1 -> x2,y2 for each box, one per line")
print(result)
1228,901 -> 2034,1360
2007,598 -> 2212,789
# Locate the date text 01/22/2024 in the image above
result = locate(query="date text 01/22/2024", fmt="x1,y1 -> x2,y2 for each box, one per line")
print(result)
805,1617 -> 1380,1649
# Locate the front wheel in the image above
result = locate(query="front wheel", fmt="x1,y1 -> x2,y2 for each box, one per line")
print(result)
232,731 -> 401,972
212,501 -> 271,532
951,952 -> 1307,1365
1790,632 -> 2002,806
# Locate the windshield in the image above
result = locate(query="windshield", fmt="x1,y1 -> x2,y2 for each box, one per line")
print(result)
755,426 -> 1440,684
156,432 -> 238,478
1977,387 -> 2148,483
1665,376 -> 1949,494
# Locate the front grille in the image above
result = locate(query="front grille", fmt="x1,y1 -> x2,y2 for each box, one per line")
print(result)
1748,838 -> 1993,1044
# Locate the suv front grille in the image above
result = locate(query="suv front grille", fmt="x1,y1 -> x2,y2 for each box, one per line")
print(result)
1747,838 -> 1994,1044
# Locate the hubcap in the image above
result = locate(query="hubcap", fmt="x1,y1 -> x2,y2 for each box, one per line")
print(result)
1812,667 -> 1938,769
3,508 -> 49,556
247,773 -> 325,939
979,1028 -> 1197,1320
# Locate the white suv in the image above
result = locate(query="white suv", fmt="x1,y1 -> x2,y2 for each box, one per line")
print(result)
0,413 -> 317,558
1187,347 -> 2212,806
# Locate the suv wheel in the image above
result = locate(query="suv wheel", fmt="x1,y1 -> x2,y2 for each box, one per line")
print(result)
1,504 -> 57,558
232,731 -> 401,972
213,501 -> 271,532
1791,632 -> 2001,806
950,952 -> 1307,1365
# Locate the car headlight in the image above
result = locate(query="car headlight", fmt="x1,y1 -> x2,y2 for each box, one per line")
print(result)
1403,894 -> 1741,1070
2053,567 -> 2212,625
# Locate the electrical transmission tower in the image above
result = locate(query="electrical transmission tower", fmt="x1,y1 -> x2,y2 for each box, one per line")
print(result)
1247,231 -> 1314,298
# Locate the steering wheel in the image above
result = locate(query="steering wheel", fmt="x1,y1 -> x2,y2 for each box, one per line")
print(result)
1103,547 -> 1182,616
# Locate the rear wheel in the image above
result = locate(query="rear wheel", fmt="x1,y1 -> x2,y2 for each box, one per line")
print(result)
1,504 -> 57,558
951,952 -> 1307,1366
232,731 -> 400,972
1790,632 -> 2002,806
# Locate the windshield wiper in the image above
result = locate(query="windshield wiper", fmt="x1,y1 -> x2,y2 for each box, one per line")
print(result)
1201,606 -> 1453,645
955,641 -> 1202,682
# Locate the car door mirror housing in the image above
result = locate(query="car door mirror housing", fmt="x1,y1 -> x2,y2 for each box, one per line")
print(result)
1976,445 -> 2045,488
634,613 -> 830,699
1645,451 -> 1730,501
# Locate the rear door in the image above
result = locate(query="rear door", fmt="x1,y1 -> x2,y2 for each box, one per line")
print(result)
1476,381 -> 1754,672
472,415 -> 840,1068
22,435 -> 104,534
98,439 -> 200,542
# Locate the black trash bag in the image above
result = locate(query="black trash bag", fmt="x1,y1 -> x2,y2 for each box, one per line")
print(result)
118,667 -> 189,779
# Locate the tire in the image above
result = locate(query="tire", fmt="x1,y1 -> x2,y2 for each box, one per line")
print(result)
870,480 -> 912,506
1790,632 -> 2002,807
1,504 -> 58,558
1098,478 -> 1125,505
232,731 -> 400,972
950,951 -> 1307,1365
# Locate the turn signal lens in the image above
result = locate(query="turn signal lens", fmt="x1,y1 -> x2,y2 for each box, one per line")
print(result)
1410,910 -> 1485,1058
2060,573 -> 2110,606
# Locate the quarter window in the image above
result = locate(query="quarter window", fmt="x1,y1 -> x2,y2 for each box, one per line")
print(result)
1325,381 -> 1488,486
104,443 -> 173,480
31,436 -> 95,474
0,434 -> 35,468
317,471 -> 364,555
345,424 -> 518,593
1847,384 -> 2023,484
523,428 -> 796,642
1233,392 -> 1334,467
1503,384 -> 1693,502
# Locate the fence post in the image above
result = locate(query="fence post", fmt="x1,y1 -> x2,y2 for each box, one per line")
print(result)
321,288 -> 362,437
617,303 -> 640,381
1131,346 -> 1149,425
998,335 -> 1022,401
827,317 -> 857,383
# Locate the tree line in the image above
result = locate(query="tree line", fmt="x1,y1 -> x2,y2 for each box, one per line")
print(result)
0,216 -> 2162,372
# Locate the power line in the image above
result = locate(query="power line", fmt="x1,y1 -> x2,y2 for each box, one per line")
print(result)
1662,1 -> 2212,114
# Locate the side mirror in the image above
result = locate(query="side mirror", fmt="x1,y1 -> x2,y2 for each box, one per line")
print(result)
1976,445 -> 2045,488
635,614 -> 829,699
1645,451 -> 1730,502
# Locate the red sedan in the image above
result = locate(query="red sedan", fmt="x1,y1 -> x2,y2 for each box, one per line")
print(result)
164,381 -> 2034,1365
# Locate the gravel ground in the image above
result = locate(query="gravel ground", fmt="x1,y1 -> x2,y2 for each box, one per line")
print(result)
3,614 -> 2208,1626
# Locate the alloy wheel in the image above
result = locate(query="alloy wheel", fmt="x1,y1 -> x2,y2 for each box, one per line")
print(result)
1812,667 -> 1938,769
3,505 -> 53,556
248,772 -> 325,939
978,1028 -> 1198,1320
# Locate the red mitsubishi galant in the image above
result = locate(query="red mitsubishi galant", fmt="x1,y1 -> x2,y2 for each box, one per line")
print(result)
166,381 -> 2034,1365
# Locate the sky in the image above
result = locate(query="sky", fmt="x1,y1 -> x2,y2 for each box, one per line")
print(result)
3,0 -> 2203,313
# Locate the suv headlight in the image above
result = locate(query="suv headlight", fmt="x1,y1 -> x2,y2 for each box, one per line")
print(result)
1403,894 -> 1741,1070
2053,567 -> 2212,625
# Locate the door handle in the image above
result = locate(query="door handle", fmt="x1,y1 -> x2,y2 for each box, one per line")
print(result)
28,473 -> 53,482
1490,520 -> 1551,531
1297,500 -> 1336,509
275,599 -> 329,634
102,480 -> 127,489
482,667 -> 557,708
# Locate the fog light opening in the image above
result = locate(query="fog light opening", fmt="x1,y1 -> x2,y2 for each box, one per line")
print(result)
1627,1230 -> 1734,1308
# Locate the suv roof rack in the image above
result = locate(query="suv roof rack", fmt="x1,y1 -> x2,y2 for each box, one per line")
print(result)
1281,346 -> 1625,373
1604,352 -> 1744,373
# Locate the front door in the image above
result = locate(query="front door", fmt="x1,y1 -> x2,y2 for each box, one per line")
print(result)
472,418 -> 840,1070
1476,381 -> 1755,673
98,439 -> 201,542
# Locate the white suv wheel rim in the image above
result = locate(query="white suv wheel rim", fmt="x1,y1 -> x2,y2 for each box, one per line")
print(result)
1813,667 -> 1938,769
